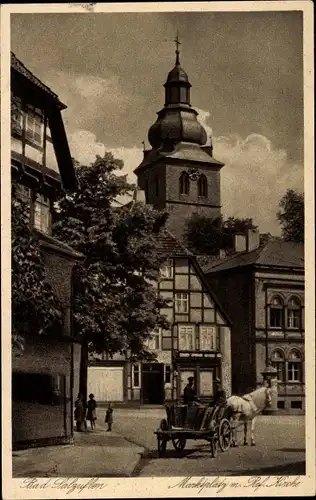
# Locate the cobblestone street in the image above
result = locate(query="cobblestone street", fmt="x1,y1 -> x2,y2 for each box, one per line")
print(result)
97,409 -> 305,476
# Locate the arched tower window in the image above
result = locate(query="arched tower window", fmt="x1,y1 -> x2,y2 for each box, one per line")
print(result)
286,296 -> 301,329
198,174 -> 208,197
179,172 -> 190,195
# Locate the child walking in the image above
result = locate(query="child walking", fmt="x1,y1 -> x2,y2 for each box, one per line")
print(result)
105,402 -> 113,432
86,393 -> 97,430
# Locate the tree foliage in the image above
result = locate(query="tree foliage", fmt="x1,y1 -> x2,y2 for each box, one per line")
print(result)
12,188 -> 64,353
53,153 -> 169,360
184,214 -> 257,255
277,189 -> 304,243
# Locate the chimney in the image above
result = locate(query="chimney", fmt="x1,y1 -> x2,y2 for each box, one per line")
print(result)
247,229 -> 260,252
233,233 -> 247,253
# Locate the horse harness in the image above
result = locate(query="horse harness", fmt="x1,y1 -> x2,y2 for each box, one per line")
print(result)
241,394 -> 259,414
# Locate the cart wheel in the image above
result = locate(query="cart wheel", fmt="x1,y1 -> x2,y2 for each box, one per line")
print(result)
157,435 -> 167,457
218,418 -> 232,452
210,437 -> 218,458
171,437 -> 186,452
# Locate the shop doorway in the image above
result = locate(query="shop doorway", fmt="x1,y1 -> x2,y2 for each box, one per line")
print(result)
142,363 -> 164,404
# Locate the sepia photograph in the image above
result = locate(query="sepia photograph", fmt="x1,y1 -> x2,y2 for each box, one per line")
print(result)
1,2 -> 314,498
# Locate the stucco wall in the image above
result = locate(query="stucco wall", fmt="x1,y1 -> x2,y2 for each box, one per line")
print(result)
12,336 -> 73,445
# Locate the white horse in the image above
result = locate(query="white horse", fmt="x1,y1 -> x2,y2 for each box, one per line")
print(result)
225,387 -> 272,447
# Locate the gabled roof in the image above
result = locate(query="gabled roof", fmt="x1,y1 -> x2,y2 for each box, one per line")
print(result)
204,239 -> 304,274
135,142 -> 224,173
156,229 -> 193,258
156,230 -> 232,325
11,52 -> 66,109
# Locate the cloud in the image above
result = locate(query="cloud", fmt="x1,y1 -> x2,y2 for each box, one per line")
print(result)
43,70 -> 128,132
68,108 -> 304,236
68,129 -> 142,182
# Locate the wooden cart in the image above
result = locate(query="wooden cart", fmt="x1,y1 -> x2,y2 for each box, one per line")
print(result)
154,404 -> 232,458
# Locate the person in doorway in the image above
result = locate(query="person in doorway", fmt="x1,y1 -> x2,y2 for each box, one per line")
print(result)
86,393 -> 97,430
183,377 -> 200,406
105,402 -> 113,432
211,378 -> 226,407
74,393 -> 85,432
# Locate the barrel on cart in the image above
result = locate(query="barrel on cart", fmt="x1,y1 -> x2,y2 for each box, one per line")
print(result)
154,403 -> 232,458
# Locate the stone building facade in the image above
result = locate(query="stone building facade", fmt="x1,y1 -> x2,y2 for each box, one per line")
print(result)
11,53 -> 83,448
204,234 -> 305,413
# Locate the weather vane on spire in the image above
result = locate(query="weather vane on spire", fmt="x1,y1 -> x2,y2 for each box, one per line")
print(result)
174,31 -> 181,65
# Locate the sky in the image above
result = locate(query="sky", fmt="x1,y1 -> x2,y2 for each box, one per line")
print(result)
11,10 -> 304,235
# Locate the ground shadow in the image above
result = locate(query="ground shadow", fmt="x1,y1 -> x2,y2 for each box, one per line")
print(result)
225,461 -> 306,476
277,448 -> 305,453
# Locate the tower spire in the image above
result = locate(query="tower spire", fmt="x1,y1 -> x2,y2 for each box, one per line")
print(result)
174,31 -> 181,66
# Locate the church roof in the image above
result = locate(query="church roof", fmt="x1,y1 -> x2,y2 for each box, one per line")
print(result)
203,240 -> 304,274
135,142 -> 224,173
11,52 -> 66,109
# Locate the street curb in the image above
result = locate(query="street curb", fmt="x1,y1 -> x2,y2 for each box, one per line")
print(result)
94,423 -> 146,477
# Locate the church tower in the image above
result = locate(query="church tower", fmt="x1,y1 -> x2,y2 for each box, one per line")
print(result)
134,36 -> 224,241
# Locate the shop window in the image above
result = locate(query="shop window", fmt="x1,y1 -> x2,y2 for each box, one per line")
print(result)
277,401 -> 285,409
12,372 -> 65,406
199,325 -> 217,351
165,366 -> 171,384
269,296 -> 284,328
197,175 -> 208,197
132,364 -> 140,387
271,349 -> 286,382
34,193 -> 51,234
175,292 -> 188,313
178,325 -> 195,351
287,296 -> 301,329
288,350 -> 302,382
160,259 -> 173,279
291,400 -> 302,409
179,172 -> 190,195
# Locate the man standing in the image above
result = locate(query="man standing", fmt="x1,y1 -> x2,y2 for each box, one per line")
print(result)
183,377 -> 199,406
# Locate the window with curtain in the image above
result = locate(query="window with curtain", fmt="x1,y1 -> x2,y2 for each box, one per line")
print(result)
269,296 -> 284,328
11,95 -> 23,134
179,172 -> 190,195
178,325 -> 195,351
199,325 -> 217,351
198,174 -> 208,197
132,364 -> 140,387
287,296 -> 301,329
288,350 -> 302,382
161,259 -> 173,279
175,292 -> 189,313
25,110 -> 43,146
144,327 -> 161,351
271,349 -> 286,382
34,193 -> 51,234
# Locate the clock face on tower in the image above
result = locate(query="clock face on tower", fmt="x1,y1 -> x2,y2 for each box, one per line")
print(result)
187,167 -> 200,181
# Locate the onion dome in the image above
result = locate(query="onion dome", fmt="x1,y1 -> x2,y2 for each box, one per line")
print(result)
148,35 -> 207,150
